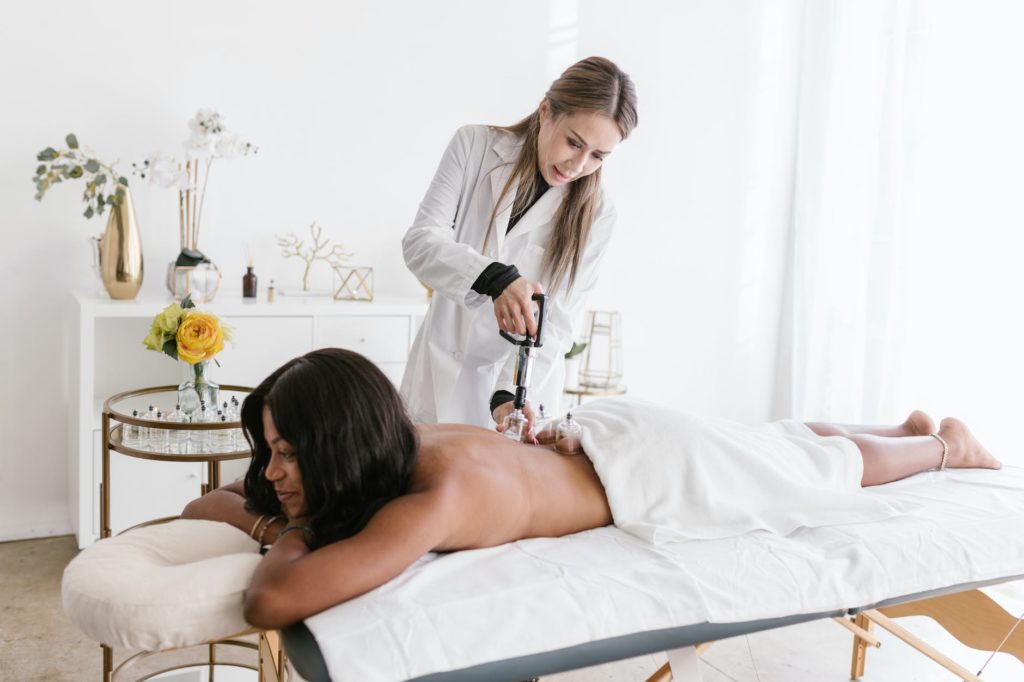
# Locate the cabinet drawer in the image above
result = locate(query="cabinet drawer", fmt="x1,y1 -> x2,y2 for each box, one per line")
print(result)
315,316 -> 410,363
220,316 -> 315,386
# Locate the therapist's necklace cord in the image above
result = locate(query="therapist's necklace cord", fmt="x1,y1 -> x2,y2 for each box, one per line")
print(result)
973,606 -> 1024,678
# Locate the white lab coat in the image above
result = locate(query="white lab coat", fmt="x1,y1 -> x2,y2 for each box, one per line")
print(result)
400,125 -> 615,426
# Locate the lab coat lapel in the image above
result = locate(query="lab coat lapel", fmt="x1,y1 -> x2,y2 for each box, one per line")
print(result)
490,132 -> 520,258
503,183 -> 565,243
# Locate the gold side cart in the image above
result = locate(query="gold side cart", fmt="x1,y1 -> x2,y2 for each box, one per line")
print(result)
100,384 -> 254,539
100,384 -> 278,681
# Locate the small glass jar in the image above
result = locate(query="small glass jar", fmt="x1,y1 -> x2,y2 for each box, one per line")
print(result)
502,408 -> 529,442
555,412 -> 583,455
535,403 -> 557,445
123,409 -> 141,448
165,404 -> 189,446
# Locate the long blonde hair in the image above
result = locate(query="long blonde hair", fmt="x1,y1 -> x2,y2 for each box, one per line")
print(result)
486,56 -> 638,292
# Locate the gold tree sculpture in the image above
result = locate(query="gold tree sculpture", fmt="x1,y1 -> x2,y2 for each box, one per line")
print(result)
276,222 -> 353,291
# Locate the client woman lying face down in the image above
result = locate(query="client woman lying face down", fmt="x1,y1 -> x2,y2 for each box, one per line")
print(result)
181,348 -> 1001,630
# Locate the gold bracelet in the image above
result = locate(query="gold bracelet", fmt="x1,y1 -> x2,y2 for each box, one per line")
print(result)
256,515 -> 283,545
249,514 -> 268,540
931,432 -> 949,470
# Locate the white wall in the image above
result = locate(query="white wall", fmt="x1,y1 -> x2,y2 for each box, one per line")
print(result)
1,1 -> 799,541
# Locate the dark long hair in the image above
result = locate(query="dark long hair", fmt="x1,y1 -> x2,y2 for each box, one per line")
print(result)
241,348 -> 418,548
485,56 -> 638,292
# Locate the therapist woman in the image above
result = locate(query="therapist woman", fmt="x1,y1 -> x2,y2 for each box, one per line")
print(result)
401,56 -> 638,430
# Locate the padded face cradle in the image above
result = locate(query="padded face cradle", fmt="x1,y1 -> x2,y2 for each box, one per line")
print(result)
61,519 -> 262,651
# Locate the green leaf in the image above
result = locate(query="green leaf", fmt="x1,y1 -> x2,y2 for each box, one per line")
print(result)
69,166 -> 84,178
118,176 -> 128,187
35,164 -> 46,175
84,159 -> 100,173
114,189 -> 125,203
564,341 -> 588,359
97,202 -> 106,215
66,133 -> 79,149
37,148 -> 58,161
95,174 -> 106,186
162,338 -> 179,361
180,293 -> 195,309
84,206 -> 94,219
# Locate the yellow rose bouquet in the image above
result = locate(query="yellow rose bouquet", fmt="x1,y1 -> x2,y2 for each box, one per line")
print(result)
143,294 -> 231,415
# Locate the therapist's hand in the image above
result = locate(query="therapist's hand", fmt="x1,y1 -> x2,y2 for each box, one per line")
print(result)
493,400 -> 538,444
493,277 -> 544,338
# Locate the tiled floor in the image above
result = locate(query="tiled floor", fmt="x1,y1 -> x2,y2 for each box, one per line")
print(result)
2,535 -> 1021,681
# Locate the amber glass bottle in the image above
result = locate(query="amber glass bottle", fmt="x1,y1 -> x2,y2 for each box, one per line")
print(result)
242,266 -> 258,298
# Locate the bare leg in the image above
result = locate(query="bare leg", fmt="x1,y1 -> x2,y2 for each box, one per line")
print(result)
842,418 -> 1001,486
806,410 -> 936,439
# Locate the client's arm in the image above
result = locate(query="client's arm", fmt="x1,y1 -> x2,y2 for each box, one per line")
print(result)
180,482 -> 286,544
243,486 -> 454,630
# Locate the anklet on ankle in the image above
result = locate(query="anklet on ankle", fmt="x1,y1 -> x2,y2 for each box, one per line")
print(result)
931,432 -> 949,470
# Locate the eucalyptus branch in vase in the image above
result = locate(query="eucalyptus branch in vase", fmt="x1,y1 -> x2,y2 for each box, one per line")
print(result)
31,133 -> 145,299
33,134 -> 128,219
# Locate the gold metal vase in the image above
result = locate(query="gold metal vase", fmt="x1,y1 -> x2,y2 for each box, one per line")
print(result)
98,188 -> 144,299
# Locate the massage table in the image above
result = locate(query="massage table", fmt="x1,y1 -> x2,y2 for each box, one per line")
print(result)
62,465 -> 1024,681
280,466 -> 1024,681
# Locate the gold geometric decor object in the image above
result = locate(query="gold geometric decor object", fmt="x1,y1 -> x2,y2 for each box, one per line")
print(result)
333,265 -> 374,302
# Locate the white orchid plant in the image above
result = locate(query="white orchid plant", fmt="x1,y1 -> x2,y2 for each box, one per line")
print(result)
133,109 -> 257,266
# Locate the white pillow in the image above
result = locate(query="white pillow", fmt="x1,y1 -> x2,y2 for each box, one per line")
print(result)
62,519 -> 262,650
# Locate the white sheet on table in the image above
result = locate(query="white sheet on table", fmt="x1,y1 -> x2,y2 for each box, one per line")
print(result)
572,397 -> 916,542
304,466 -> 1024,682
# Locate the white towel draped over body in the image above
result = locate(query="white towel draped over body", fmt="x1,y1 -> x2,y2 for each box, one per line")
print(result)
572,398 -> 919,543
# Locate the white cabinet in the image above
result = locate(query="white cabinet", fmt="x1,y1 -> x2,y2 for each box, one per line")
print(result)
70,292 -> 427,548
218,316 -> 316,388
315,315 -> 413,386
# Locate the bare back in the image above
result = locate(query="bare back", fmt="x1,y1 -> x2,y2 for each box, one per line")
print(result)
235,423 -> 613,628
410,423 -> 613,551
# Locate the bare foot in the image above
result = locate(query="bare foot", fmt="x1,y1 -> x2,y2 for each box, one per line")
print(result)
904,410 -> 936,436
938,418 -> 1002,470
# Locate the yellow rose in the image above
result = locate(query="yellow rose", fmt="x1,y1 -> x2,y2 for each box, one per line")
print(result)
176,310 -> 225,364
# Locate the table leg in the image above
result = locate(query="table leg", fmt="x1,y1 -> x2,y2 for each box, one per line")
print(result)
849,613 -> 873,679
101,413 -> 111,539
208,460 -> 221,491
102,643 -> 112,682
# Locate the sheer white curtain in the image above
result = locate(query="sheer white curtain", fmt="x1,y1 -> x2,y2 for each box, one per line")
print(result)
777,0 -> 1024,464
776,0 -> 925,424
